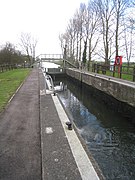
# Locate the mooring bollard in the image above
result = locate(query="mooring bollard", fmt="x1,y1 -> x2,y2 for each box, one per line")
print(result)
66,121 -> 72,130
53,92 -> 56,96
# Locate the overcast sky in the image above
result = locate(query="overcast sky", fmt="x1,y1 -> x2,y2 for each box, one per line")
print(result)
0,0 -> 88,56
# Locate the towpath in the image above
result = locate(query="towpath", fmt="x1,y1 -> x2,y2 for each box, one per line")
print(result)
0,68 -> 103,180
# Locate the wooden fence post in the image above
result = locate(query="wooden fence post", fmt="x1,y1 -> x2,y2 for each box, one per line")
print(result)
113,66 -> 115,77
97,64 -> 99,73
120,66 -> 122,79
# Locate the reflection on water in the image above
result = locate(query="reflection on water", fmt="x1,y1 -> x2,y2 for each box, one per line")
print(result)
55,77 -> 135,180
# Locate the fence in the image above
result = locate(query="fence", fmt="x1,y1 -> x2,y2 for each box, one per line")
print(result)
0,64 -> 16,73
92,64 -> 135,82
0,64 -> 29,73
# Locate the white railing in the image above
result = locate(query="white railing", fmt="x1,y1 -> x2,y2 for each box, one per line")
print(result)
37,54 -> 63,61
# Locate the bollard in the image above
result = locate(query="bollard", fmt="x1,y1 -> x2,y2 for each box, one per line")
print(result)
66,122 -> 72,130
53,92 -> 56,96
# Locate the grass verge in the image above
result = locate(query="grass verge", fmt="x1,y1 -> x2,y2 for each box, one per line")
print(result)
98,70 -> 134,81
0,68 -> 31,112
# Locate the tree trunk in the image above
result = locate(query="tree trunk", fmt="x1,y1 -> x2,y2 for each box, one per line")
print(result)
79,32 -> 82,61
116,11 -> 119,57
76,33 -> 79,61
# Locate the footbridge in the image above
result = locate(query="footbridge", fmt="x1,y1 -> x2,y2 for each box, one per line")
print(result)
36,54 -> 63,61
36,54 -> 77,69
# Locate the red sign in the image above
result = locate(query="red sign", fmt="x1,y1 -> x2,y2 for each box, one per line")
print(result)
114,56 -> 122,66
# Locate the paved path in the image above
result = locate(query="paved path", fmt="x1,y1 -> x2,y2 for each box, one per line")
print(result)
0,69 -> 41,180
0,68 -> 103,180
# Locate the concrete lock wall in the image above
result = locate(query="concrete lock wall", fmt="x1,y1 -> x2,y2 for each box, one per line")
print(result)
66,68 -> 135,108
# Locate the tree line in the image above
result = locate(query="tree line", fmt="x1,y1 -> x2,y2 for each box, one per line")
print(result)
0,33 -> 37,66
59,0 -> 135,68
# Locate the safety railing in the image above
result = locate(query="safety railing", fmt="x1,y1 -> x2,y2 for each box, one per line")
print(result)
92,64 -> 135,82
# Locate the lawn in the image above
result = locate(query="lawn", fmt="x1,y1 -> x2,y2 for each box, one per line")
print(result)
0,69 -> 31,112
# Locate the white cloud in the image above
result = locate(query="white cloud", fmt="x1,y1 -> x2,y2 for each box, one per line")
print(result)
0,0 -> 88,56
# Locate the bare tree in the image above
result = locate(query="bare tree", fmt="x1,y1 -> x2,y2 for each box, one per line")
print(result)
60,4 -> 86,62
20,33 -> 37,65
113,0 -> 131,57
96,0 -> 115,64
59,33 -> 69,59
59,0 -> 135,68
78,3 -> 87,61
59,33 -> 65,55
66,19 -> 75,60
123,17 -> 135,65
86,0 -> 101,69
73,11 -> 80,61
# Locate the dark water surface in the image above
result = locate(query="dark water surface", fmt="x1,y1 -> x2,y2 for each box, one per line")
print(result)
54,77 -> 135,180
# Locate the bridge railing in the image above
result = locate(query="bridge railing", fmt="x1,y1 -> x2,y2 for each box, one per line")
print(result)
37,54 -> 63,60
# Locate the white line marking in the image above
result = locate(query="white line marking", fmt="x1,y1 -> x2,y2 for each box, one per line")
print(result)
52,95 -> 100,180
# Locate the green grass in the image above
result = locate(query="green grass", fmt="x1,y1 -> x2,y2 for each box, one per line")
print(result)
104,71 -> 133,81
0,69 -> 31,112
99,68 -> 133,81
89,63 -> 135,82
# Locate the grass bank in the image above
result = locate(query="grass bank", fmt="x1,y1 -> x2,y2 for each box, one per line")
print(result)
0,68 -> 31,112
